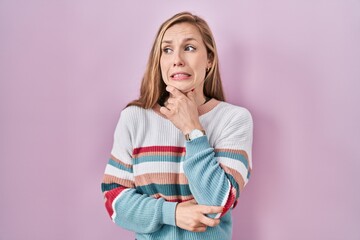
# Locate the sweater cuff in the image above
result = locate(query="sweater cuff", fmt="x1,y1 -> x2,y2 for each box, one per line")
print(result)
161,201 -> 178,226
185,135 -> 211,158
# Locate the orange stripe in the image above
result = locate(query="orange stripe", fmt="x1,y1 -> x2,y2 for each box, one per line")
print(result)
135,173 -> 189,186
215,148 -> 249,162
110,154 -> 132,168
103,174 -> 135,188
219,163 -> 245,191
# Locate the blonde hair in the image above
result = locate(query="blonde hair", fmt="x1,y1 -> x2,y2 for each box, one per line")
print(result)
127,11 -> 225,108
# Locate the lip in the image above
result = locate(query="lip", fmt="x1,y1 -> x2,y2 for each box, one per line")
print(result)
170,72 -> 192,80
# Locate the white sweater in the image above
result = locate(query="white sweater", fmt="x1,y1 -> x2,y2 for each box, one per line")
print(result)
101,99 -> 253,240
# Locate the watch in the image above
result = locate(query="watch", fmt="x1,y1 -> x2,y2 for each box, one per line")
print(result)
185,129 -> 206,141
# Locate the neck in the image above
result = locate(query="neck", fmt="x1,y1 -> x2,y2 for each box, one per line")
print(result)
168,92 -> 207,107
195,95 -> 208,106
192,90 -> 207,106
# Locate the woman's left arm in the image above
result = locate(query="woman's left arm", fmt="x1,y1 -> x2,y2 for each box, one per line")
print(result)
183,109 -> 253,219
160,86 -> 253,219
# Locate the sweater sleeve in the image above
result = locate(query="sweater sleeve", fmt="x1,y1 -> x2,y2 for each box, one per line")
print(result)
101,109 -> 178,233
183,107 -> 253,219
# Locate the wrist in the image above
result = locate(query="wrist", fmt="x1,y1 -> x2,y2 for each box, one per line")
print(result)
184,129 -> 206,141
182,123 -> 203,135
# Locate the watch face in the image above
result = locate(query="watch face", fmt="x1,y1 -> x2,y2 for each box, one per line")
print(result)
190,129 -> 204,139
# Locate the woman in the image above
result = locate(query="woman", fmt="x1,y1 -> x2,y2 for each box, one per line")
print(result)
101,12 -> 253,240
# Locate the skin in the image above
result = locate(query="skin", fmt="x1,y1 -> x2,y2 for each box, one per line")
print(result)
159,22 -> 211,134
159,23 -> 211,97
159,23 -> 223,232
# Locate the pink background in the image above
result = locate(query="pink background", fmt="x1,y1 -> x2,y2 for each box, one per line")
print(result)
1,1 -> 359,240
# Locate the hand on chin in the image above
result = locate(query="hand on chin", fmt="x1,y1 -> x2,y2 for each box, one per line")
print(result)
167,84 -> 193,94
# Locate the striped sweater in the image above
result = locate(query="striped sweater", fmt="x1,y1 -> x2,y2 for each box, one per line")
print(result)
101,99 -> 253,240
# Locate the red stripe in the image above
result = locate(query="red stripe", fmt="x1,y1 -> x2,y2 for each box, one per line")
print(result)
220,187 -> 236,218
104,186 -> 127,218
167,199 -> 184,202
133,146 -> 185,155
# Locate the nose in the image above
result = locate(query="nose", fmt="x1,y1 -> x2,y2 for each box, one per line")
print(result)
173,51 -> 184,67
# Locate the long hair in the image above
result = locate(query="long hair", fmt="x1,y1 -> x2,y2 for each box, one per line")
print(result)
127,12 -> 225,108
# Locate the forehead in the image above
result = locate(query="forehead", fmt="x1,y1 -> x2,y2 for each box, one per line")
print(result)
162,22 -> 202,41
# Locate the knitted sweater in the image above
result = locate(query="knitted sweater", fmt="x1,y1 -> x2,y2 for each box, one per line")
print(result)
101,99 -> 253,240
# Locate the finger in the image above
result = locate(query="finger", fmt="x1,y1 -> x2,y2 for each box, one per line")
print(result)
166,97 -> 175,104
199,205 -> 224,214
165,102 -> 175,109
187,221 -> 207,232
199,215 -> 220,227
159,106 -> 171,116
166,85 -> 185,98
190,226 -> 207,232
189,199 -> 197,204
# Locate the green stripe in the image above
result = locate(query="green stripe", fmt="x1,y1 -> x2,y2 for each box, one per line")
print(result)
136,183 -> 192,196
101,183 -> 121,192
108,159 -> 133,173
215,152 -> 249,169
133,155 -> 184,165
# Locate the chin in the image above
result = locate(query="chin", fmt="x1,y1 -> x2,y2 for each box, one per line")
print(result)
169,83 -> 193,93
177,86 -> 193,93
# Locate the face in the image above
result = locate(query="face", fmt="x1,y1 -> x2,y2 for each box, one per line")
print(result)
160,22 -> 211,95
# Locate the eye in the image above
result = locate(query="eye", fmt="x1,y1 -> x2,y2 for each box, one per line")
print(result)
185,45 -> 196,52
162,47 -> 173,54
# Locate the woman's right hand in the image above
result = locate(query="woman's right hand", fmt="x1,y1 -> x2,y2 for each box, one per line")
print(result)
175,199 -> 223,232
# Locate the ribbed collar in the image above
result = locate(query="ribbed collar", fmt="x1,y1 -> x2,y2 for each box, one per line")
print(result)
152,98 -> 221,119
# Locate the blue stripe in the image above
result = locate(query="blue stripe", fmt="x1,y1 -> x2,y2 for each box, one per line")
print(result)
133,155 -> 184,165
136,183 -> 192,196
215,152 -> 249,169
101,183 -> 122,192
108,159 -> 133,173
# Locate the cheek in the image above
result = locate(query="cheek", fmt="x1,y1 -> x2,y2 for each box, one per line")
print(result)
194,55 -> 208,70
194,60 -> 207,77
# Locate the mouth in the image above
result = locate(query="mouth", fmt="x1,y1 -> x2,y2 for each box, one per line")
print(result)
170,72 -> 192,80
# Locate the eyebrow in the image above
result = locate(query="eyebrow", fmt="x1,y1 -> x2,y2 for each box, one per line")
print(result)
161,37 -> 199,44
